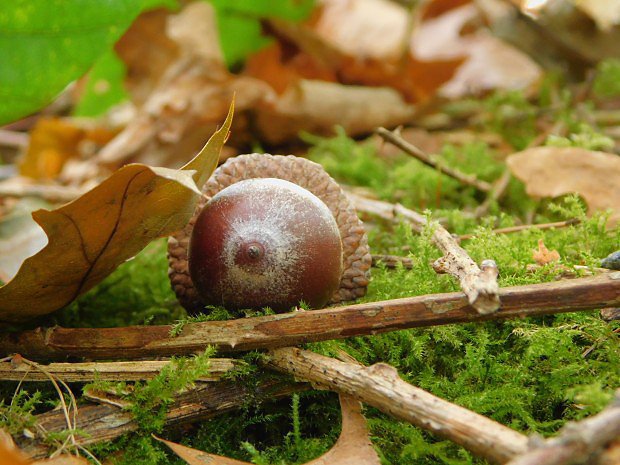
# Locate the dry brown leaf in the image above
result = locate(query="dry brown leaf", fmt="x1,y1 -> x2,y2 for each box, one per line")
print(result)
0,198 -> 49,283
0,429 -> 87,465
507,0 -> 620,64
157,394 -> 380,465
506,147 -> 620,226
94,2 -> 268,169
19,118 -> 117,180
0,430 -> 30,465
254,79 -> 415,145
532,239 -> 561,265
114,8 -> 180,106
412,1 -> 542,98
574,0 -> 620,31
262,0 -> 464,103
0,103 -> 233,323
244,41 -> 337,94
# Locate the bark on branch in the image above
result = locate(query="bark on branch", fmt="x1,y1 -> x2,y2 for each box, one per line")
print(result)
1,273 -> 618,361
349,193 -> 500,313
0,358 -> 238,382
375,127 -> 492,192
20,378 -> 306,459
506,390 -> 620,465
265,347 -> 528,464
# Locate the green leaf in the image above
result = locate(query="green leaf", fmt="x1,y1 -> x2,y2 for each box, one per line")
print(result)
73,50 -> 130,117
0,0 -> 174,125
208,0 -> 315,67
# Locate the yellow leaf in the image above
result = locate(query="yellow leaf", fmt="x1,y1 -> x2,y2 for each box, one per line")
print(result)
0,101 -> 233,323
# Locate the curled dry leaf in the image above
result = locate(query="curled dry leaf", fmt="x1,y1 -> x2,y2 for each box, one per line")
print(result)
532,239 -> 561,266
506,147 -> 620,226
0,103 -> 233,323
157,394 -> 380,465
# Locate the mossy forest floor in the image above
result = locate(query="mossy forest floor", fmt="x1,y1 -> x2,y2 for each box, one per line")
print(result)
2,76 -> 620,464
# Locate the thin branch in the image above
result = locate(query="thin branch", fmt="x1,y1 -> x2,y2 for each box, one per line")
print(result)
506,390 -> 620,465
0,129 -> 29,148
0,358 -> 239,382
459,219 -> 581,241
348,193 -> 500,313
265,347 -> 528,464
474,168 -> 512,219
20,378 -> 306,459
1,273 -> 618,361
375,127 -> 492,192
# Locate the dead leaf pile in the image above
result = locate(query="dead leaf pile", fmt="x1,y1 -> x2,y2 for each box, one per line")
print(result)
14,0 -> 544,174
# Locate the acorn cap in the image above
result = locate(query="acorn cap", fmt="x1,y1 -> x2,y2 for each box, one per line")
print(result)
167,153 -> 372,312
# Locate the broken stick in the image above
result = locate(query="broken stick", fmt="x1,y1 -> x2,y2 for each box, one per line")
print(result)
266,347 -> 528,464
506,390 -> 620,465
1,273 -> 618,361
349,192 -> 500,313
376,127 -> 492,192
20,378 -> 306,459
0,358 -> 239,382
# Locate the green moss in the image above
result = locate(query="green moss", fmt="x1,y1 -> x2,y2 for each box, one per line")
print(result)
482,91 -> 538,150
545,123 -> 614,151
0,389 -> 41,436
593,59 -> 620,98
3,91 -> 619,465
56,240 -> 185,328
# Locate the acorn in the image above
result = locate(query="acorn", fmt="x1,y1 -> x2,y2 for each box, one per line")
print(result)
168,154 -> 371,313
189,178 -> 343,311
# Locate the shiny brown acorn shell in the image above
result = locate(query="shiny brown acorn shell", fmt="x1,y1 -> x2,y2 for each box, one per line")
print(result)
167,153 -> 372,312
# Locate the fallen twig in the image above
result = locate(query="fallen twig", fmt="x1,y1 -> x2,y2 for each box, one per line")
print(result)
0,358 -> 238,382
1,273 -> 618,361
375,127 -> 492,192
506,390 -> 620,465
459,218 -> 581,241
266,347 -> 528,464
0,129 -> 29,148
349,193 -> 500,313
474,169 -> 512,219
20,378 -> 306,459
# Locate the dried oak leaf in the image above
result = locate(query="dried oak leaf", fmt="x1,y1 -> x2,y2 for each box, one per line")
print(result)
507,147 -> 620,226
19,118 -> 117,180
0,429 -> 87,465
260,0 -> 464,103
156,394 -> 380,465
0,104 -> 233,323
412,0 -> 542,98
532,239 -> 561,266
